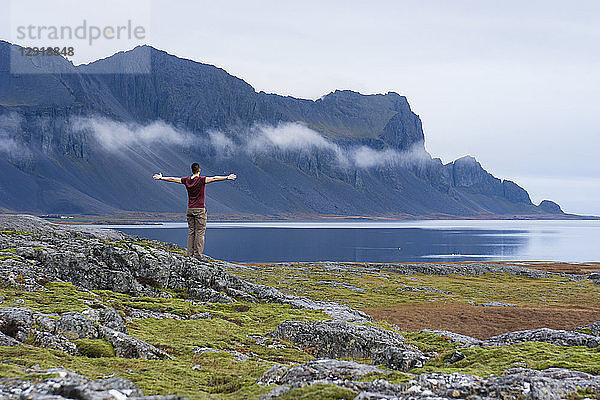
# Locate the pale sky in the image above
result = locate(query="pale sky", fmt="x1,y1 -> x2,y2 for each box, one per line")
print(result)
3,0 -> 600,215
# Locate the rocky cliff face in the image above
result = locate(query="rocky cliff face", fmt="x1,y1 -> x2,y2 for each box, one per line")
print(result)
0,40 -> 564,217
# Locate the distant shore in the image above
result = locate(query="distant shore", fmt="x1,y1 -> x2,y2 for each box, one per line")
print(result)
14,211 -> 599,225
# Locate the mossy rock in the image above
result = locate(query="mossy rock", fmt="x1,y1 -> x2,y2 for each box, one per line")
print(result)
74,339 -> 115,358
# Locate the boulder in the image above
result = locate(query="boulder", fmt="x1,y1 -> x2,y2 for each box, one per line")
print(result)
372,347 -> 432,371
0,307 -> 35,342
30,331 -> 78,355
482,328 -> 600,348
100,326 -> 172,360
0,368 -> 185,399
55,312 -> 100,340
257,359 -> 387,386
0,331 -> 21,346
575,321 -> 600,336
270,319 -> 407,358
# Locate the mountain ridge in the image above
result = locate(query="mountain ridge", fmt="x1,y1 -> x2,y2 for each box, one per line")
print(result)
0,40 -> 584,218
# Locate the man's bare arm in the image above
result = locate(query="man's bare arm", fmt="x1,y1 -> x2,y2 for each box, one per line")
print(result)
206,174 -> 236,184
153,173 -> 182,183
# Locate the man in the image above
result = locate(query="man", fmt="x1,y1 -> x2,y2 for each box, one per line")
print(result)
153,163 -> 236,259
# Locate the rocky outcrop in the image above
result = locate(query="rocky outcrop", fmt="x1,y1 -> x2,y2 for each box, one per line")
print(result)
481,328 -> 600,348
270,319 -> 410,358
0,40 -> 567,218
258,358 -> 386,387
0,215 -> 370,323
575,321 -> 600,336
100,326 -> 172,360
372,347 -> 433,372
258,360 -> 600,400
0,368 -> 185,400
539,199 -> 564,214
0,306 -> 170,359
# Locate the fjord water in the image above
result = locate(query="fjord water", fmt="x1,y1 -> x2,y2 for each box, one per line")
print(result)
96,220 -> 599,263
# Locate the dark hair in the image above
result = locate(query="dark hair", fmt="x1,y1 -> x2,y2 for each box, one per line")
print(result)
191,162 -> 200,174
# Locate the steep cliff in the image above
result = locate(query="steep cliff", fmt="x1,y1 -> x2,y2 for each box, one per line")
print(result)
0,40 -> 564,217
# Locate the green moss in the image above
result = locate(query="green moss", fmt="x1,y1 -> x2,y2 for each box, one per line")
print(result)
403,331 -> 457,353
0,254 -> 21,261
225,264 -> 600,311
413,341 -> 600,377
18,372 -> 61,382
277,384 -> 357,400
0,281 -> 330,399
0,248 -> 17,254
74,339 -> 115,358
0,230 -> 37,236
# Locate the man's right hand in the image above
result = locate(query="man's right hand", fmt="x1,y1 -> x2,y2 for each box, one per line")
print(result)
153,172 -> 163,180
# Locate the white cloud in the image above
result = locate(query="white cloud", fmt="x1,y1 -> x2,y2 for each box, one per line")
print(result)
71,116 -> 191,151
0,113 -> 31,158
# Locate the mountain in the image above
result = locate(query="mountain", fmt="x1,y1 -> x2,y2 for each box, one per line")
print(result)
0,40 -> 567,218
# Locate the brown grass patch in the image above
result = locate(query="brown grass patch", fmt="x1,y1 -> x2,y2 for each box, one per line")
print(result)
366,303 -> 600,339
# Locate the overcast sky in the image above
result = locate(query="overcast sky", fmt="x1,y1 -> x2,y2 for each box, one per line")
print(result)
4,0 -> 600,215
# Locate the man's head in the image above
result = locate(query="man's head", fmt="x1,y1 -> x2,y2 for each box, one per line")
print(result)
191,162 -> 200,174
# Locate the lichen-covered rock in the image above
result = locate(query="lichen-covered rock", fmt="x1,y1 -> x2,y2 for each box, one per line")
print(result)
270,319 -> 408,358
258,362 -> 600,400
31,330 -> 79,355
100,326 -> 172,360
482,328 -> 600,348
257,359 -> 387,386
0,368 -> 186,399
0,307 -> 35,342
188,287 -> 233,303
0,330 -> 21,346
372,347 -> 432,371
55,311 -> 100,339
0,215 -> 370,322
100,308 -> 127,333
575,320 -> 600,336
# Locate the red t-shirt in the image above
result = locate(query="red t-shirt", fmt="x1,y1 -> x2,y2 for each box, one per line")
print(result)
181,176 -> 206,208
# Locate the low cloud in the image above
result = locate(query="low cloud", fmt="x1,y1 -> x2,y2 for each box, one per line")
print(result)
71,116 -> 193,151
69,116 -> 427,170
244,122 -> 349,166
234,122 -> 428,169
0,113 -> 31,159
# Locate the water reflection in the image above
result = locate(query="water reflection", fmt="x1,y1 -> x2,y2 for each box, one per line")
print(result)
114,226 -> 528,263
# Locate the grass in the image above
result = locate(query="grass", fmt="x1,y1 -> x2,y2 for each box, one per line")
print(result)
412,341 -> 600,376
224,263 -> 600,311
1,236 -> 600,399
0,281 -> 328,399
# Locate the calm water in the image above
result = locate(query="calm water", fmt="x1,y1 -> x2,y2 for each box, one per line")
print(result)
88,220 -> 600,263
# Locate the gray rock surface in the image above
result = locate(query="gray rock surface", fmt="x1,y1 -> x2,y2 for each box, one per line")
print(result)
0,330 -> 21,346
80,307 -> 127,333
0,368 -> 185,399
0,215 -> 369,322
482,328 -> 600,348
270,319 -> 409,358
372,347 -> 433,372
258,360 -> 600,400
0,306 -> 171,359
55,311 -> 100,339
575,320 -> 600,336
100,326 -> 172,360
257,358 -> 387,386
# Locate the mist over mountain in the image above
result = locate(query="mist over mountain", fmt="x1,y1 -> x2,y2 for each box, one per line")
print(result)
0,40 -> 566,218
